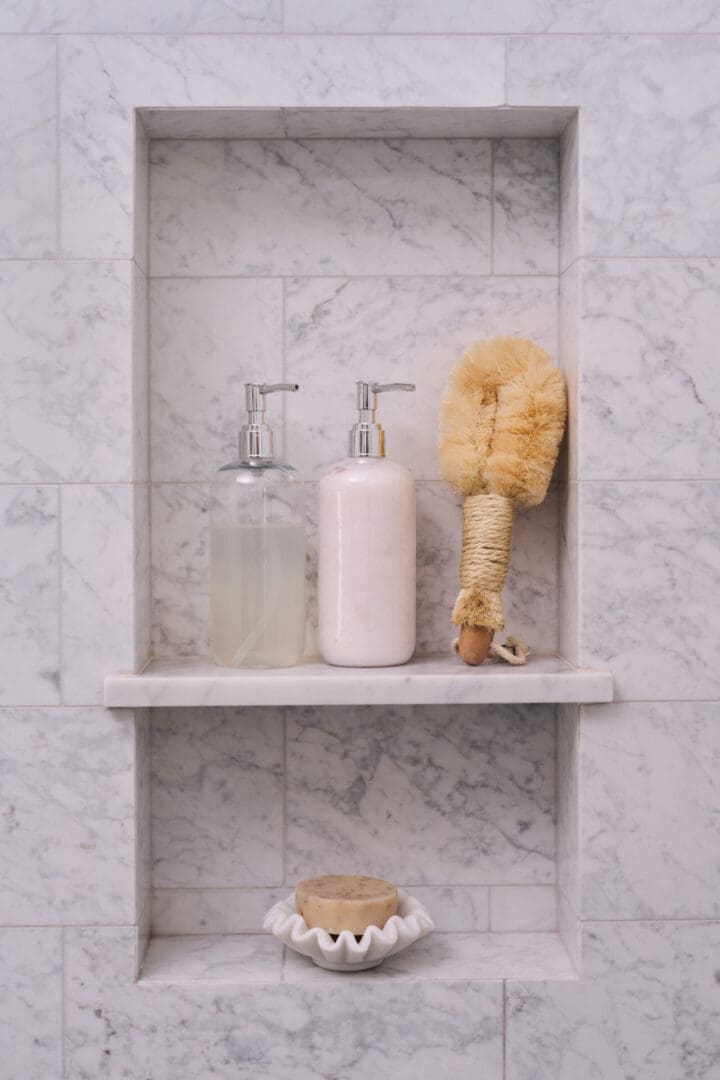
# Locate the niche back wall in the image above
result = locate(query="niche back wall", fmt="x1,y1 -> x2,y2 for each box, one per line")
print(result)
148,134 -> 562,659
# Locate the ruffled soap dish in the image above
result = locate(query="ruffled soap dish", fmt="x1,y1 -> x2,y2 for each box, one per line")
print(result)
263,889 -> 434,972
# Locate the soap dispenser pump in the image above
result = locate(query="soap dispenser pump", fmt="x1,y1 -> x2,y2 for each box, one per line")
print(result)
209,382 -> 305,669
318,380 -> 417,668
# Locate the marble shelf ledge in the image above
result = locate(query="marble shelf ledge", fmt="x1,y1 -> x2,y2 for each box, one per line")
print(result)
104,654 -> 612,708
140,931 -> 577,986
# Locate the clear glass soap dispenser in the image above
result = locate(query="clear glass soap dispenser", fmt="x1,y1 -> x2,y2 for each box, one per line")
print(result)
210,383 -> 305,669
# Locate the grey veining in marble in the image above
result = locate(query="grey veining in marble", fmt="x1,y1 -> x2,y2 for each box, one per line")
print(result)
556,704 -> 579,967
284,0 -> 720,32
0,928 -> 62,1080
104,655 -> 612,709
65,926 -> 503,1079
559,116 -> 579,273
150,138 -> 493,277
0,486 -> 59,706
490,885 -> 557,932
151,707 -> 284,888
284,275 -> 558,482
506,920 -> 720,1080
283,931 -> 574,983
416,482 -> 559,656
0,261 -> 133,483
132,265 -> 150,484
152,887 -> 289,936
286,705 -> 556,885
150,278 -> 283,483
582,701 -> 720,920
0,0 -> 280,32
580,481 -> 720,700
142,933 -> 282,983
61,34 -> 505,259
509,36 -> 720,258
143,106 -> 574,141
135,709 -> 152,968
580,259 -> 720,480
133,483 -> 151,672
61,484 -> 135,706
0,38 -> 55,258
0,708 -> 135,923
151,482 -> 209,658
493,139 -> 559,274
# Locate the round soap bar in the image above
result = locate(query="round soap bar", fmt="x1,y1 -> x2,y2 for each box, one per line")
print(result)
295,875 -> 398,935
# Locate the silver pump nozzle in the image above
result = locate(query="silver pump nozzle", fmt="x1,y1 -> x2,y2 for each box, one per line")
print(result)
239,382 -> 299,461
349,380 -> 415,458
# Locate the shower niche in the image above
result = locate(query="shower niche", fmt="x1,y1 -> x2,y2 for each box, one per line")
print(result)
121,106 -> 600,985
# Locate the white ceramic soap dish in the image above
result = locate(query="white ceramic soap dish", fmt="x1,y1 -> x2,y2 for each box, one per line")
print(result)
263,889 -> 434,972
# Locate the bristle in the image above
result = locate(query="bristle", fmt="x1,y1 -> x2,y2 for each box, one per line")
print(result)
438,336 -> 566,504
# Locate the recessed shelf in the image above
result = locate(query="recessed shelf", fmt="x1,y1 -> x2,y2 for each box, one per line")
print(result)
140,931 -> 577,986
104,654 -> 612,708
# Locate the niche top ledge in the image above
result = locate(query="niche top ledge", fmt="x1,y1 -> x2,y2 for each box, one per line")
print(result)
104,654 -> 612,708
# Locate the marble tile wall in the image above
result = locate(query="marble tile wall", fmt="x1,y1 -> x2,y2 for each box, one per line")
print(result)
148,135 -> 562,659
149,704 -> 559,935
1,11 -> 719,1080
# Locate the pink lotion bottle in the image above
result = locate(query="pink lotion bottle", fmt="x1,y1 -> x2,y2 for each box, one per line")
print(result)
318,381 -> 416,667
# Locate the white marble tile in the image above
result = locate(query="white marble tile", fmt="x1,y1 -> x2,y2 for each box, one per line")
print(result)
509,36 -> 720,258
283,107 -> 574,140
135,709 -> 152,966
490,885 -> 557,932
60,35 -> 505,259
133,484 -> 151,672
133,118 -> 149,273
506,920 -> 720,1080
132,265 -> 150,483
0,707 -> 135,923
558,262 -> 578,484
143,108 -> 286,139
0,486 -> 59,706
286,705 -> 556,885
559,116 -> 579,272
556,704 -> 579,968
151,707 -> 283,888
61,485 -> 135,705
150,138 -> 492,277
65,925 -> 503,1079
493,139 -> 559,274
105,654 -> 613,709
1,0 -> 280,31
0,261 -> 133,483
557,480 -> 578,665
150,482 -> 209,658
153,884 -> 490,936
283,930 -> 574,983
285,275 -> 558,482
582,701 -> 720,920
406,886 -> 490,932
0,37 -> 55,258
152,887 -> 288,935
0,928 -> 62,1080
142,933 -> 282,983
150,278 -> 284,483
580,259 -> 720,481
416,482 -> 559,658
580,482 -> 720,700
284,0 -> 720,32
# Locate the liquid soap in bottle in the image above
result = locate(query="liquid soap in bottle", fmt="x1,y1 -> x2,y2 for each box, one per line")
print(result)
210,383 -> 305,668
318,381 -> 416,667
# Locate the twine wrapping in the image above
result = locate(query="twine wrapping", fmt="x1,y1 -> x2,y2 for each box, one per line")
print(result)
451,493 -> 514,631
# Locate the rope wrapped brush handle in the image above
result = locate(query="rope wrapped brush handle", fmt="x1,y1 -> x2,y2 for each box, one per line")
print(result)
438,336 -> 567,667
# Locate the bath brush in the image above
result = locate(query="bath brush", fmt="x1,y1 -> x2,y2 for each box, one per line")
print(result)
438,336 -> 566,666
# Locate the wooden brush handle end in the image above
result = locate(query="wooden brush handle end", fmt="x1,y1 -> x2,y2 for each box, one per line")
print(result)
458,624 -> 494,666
